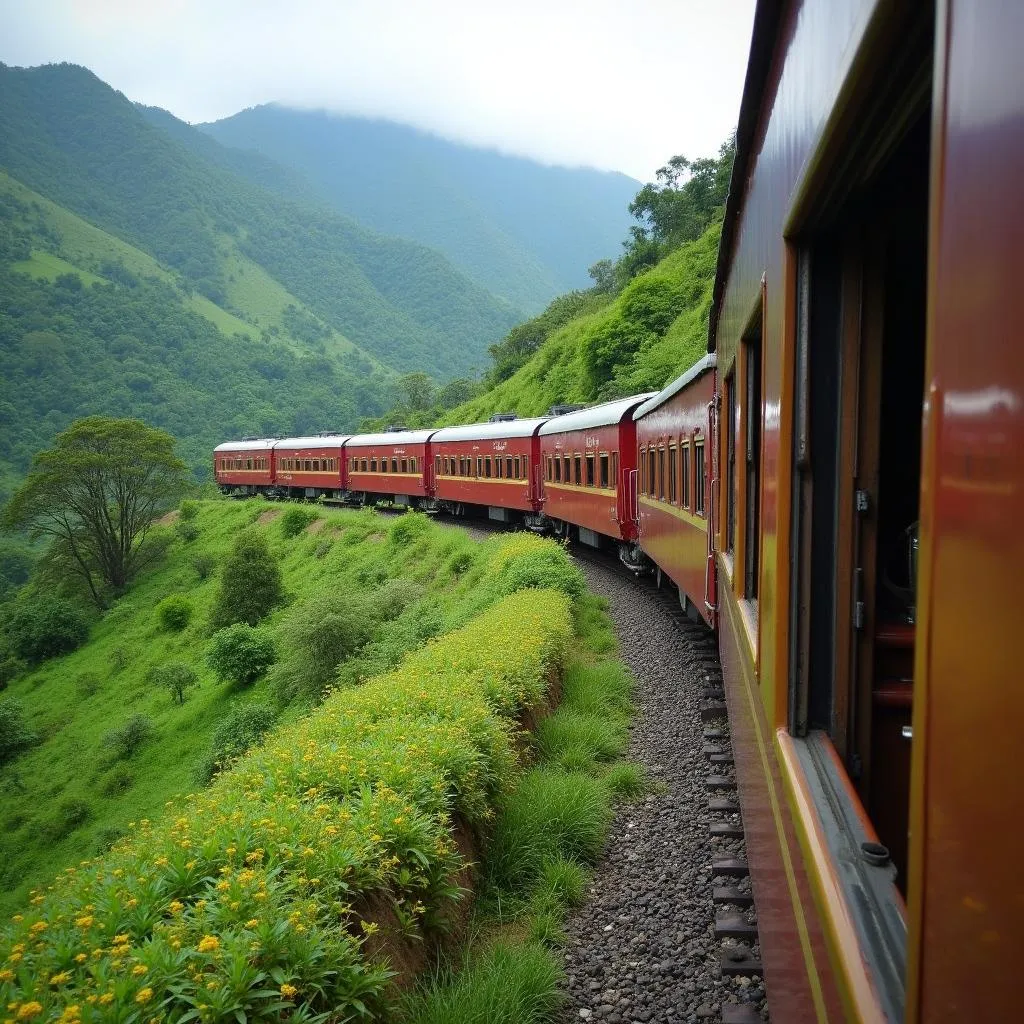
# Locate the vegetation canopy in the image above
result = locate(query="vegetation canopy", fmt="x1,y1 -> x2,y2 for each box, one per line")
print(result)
1,417 -> 187,607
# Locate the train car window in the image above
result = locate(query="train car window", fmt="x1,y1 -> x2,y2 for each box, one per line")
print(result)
554,456 -> 561,482
485,457 -> 492,478
515,455 -> 521,479
361,459 -> 368,472
695,440 -> 706,516
476,457 -> 483,477
639,447 -> 646,493
585,453 -> 595,487
647,448 -> 656,496
245,458 -> 253,470
304,460 -> 312,472
561,455 -> 569,483
574,455 -> 582,485
370,458 -> 378,473
668,446 -> 677,503
599,453 -> 609,489
496,458 -> 503,479
657,446 -> 666,500
611,451 -> 619,489
400,458 -> 407,474
523,456 -> 529,478
726,373 -> 737,552
744,321 -> 762,599
681,442 -> 691,507
546,456 -> 552,481
438,455 -> 444,476
312,460 -> 319,472
410,457 -> 417,473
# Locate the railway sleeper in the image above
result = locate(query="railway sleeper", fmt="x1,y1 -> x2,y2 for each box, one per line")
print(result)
709,797 -> 740,813
713,886 -> 755,907
716,913 -> 759,942
721,1002 -> 765,1023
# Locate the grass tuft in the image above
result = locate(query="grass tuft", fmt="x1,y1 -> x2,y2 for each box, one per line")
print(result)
535,708 -> 626,771
603,761 -> 647,801
402,940 -> 563,1024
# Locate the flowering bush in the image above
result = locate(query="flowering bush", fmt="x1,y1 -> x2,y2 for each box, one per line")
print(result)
0,587 -> 573,1021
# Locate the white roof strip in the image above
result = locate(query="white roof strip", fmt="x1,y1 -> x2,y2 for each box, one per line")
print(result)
214,439 -> 277,452
632,354 -> 717,420
432,418 -> 548,442
274,435 -> 351,448
346,429 -> 438,447
538,393 -> 657,435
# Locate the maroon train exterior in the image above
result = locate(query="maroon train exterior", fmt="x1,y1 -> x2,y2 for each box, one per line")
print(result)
431,419 -> 545,522
632,355 -> 717,626
344,430 -> 435,506
538,394 -> 654,546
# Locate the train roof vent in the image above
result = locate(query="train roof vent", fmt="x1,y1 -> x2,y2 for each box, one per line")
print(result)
488,412 -> 517,422
548,404 -> 585,417
318,430 -> 341,437
241,435 -> 260,442
384,424 -> 406,432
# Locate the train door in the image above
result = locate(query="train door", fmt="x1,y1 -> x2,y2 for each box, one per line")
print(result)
788,2 -> 933,907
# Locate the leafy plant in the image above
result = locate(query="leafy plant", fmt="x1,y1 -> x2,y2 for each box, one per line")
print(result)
211,529 -> 283,627
156,593 -> 193,631
0,699 -> 37,766
40,797 -> 91,841
3,596 -> 89,664
146,661 -> 199,705
280,504 -> 319,538
192,551 -> 217,580
207,623 -> 277,686
175,519 -> 200,543
102,714 -> 153,760
195,702 -> 276,783
179,499 -> 200,521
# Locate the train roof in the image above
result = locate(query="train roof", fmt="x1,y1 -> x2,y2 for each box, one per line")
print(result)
273,435 -> 352,449
345,429 -> 438,448
214,439 -> 277,452
632,354 -> 717,420
538,393 -> 656,435
432,418 -> 548,442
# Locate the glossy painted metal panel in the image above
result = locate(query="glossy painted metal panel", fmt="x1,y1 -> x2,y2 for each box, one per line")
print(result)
214,443 -> 275,488
346,442 -> 430,497
433,435 -> 538,512
907,2 -> 1024,1018
540,422 -> 636,541
635,370 -> 715,623
273,442 -> 345,491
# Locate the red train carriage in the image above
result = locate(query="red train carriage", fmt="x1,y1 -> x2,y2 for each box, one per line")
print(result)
431,419 -> 546,524
213,439 -> 275,494
707,0 -> 1024,1019
344,430 -> 437,507
538,395 -> 654,548
633,355 -> 716,625
273,435 -> 348,499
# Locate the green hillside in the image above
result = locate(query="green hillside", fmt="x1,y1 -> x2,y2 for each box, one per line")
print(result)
0,499 -> 573,916
443,221 -> 721,422
201,106 -> 640,312
0,62 -> 520,380
0,181 -> 396,491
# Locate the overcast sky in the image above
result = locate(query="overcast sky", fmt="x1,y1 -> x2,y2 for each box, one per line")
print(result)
1,0 -> 756,182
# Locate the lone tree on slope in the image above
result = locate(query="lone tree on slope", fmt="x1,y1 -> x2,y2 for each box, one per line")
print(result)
1,417 -> 187,607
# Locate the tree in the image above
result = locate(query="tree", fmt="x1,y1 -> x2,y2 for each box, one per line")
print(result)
211,530 -> 283,627
588,259 -> 616,294
207,624 -> 277,687
1,418 -> 187,608
397,372 -> 437,412
147,662 -> 199,705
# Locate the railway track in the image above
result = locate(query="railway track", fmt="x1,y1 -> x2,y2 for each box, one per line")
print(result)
451,516 -> 768,1022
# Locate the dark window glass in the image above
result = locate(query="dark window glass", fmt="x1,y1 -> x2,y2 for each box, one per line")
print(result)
727,375 -> 737,551
647,448 -> 656,495
574,455 -> 581,485
696,442 -> 706,516
515,456 -> 521,479
586,453 -> 595,487
668,447 -> 677,503
657,447 -> 665,500
599,453 -> 609,489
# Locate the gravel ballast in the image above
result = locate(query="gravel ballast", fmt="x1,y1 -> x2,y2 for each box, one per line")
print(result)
560,554 -> 768,1023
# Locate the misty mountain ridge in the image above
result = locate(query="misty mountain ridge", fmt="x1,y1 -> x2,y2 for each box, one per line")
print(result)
200,104 -> 640,311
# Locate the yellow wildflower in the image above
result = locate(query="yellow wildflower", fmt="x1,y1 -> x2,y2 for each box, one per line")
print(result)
0,971 -> 12,983
132,964 -> 148,976
135,988 -> 153,1005
16,1006 -> 43,1021
28,922 -> 47,934
99,994 -> 114,1005
74,953 -> 87,963
196,935 -> 219,954
245,919 -> 259,928
113,934 -> 129,944
280,984 -> 298,999
49,972 -> 72,985
168,900 -> 184,915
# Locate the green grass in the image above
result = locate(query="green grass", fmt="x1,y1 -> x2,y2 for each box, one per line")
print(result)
399,592 -> 643,1024
0,500 -> 544,916
9,250 -> 104,287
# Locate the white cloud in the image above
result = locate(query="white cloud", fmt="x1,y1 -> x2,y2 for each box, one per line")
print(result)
0,0 -> 755,180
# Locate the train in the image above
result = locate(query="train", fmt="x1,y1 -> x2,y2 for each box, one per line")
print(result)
215,0 -> 1023,1018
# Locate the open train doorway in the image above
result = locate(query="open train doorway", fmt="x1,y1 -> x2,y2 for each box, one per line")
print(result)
788,3 -> 933,902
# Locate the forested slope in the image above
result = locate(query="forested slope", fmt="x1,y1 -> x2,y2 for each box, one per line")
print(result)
443,222 -> 720,422
202,106 -> 640,311
0,62 -> 520,379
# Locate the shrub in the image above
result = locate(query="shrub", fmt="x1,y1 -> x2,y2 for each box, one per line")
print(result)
207,624 -> 277,686
75,670 -> 101,698
146,661 -> 199,704
156,593 -> 193,631
192,551 -> 217,580
280,504 -> 320,538
4,596 -> 89,664
0,654 -> 25,691
108,645 -> 135,675
491,534 -> 586,601
100,764 -> 134,797
388,510 -> 431,546
102,714 -> 153,760
313,537 -> 333,559
536,707 -> 625,771
603,762 -> 646,800
176,520 -> 200,543
211,529 -> 283,627
41,797 -> 91,841
195,702 -> 276,783
0,699 -> 37,766
178,499 -> 200,521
